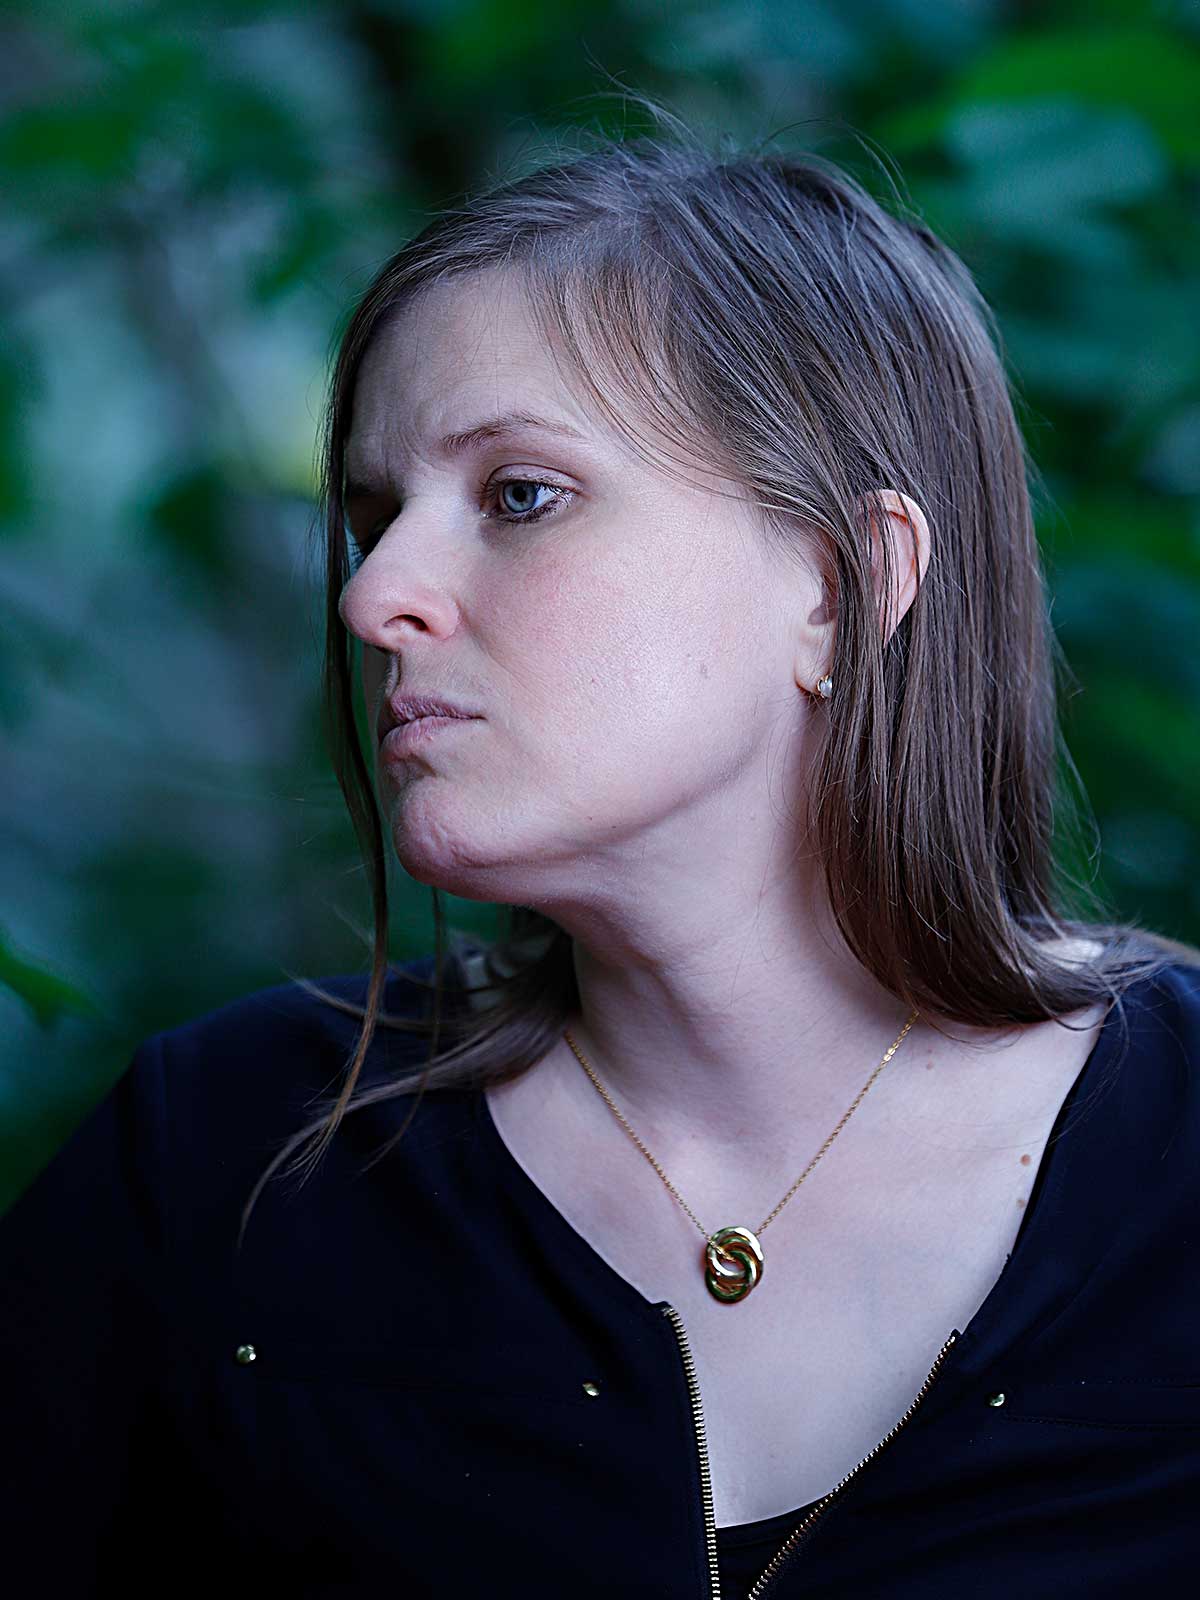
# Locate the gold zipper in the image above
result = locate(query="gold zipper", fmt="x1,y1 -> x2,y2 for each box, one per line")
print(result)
746,1327 -> 960,1597
661,1304 -> 722,1599
661,1303 -> 960,1600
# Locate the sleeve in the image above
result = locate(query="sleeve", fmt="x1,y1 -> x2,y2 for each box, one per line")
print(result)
0,1033 -> 171,1595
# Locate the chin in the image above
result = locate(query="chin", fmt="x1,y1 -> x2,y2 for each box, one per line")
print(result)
386,789 -> 574,906
386,791 -> 507,898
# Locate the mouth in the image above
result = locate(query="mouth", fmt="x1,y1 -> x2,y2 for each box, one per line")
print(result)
378,694 -> 480,742
379,715 -> 479,761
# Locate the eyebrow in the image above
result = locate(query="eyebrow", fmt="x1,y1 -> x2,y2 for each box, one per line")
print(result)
344,411 -> 587,499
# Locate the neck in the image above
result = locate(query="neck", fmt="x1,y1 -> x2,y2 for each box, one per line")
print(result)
548,882 -> 928,1169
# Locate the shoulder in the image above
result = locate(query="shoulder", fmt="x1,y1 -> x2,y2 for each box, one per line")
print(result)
139,953 -> 477,1215
1036,936 -> 1200,1069
146,954 -> 450,1110
1087,955 -> 1200,1171
3,955 -> 457,1228
154,952 -> 443,1050
1107,953 -> 1200,1053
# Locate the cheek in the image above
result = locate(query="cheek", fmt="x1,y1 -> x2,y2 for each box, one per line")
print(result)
505,560 -> 668,700
495,549 -> 747,754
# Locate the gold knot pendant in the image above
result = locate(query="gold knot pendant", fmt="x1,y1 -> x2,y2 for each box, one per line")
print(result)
703,1226 -> 765,1303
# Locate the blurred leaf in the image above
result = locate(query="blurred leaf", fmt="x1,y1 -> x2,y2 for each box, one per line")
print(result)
142,464 -> 234,586
411,0 -> 596,84
1104,808 -> 1197,890
1052,556 -> 1200,704
1070,673 -> 1200,811
881,26 -> 1200,166
0,340 -> 36,529
948,101 -> 1167,247
0,928 -> 101,1028
1041,492 -> 1200,582
0,99 -> 145,184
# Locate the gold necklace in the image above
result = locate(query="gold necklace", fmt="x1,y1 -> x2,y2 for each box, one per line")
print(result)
562,1009 -> 920,1305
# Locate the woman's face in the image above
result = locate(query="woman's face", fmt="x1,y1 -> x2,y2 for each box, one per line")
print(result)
339,269 -> 824,908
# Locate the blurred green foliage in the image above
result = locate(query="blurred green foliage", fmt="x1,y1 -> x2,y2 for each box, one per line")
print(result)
2,0 -> 1198,1200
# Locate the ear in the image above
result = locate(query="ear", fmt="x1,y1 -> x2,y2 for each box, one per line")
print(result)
866,489 -> 931,647
794,489 -> 931,694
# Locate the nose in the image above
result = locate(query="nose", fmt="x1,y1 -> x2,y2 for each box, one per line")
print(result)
337,525 -> 461,649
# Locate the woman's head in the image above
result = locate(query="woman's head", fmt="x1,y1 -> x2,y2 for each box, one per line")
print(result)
338,263 -> 930,916
323,127 -> 1089,1010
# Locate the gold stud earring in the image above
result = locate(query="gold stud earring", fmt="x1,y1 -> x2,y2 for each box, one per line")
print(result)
815,673 -> 834,700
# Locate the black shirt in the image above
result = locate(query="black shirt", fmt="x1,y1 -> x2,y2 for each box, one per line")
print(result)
3,954 -> 1199,1596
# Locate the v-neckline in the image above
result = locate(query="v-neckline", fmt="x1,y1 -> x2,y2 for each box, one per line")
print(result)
473,988 -> 1128,1346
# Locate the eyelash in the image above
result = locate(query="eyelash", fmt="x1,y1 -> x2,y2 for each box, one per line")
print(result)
487,476 -> 573,526
348,476 -> 573,567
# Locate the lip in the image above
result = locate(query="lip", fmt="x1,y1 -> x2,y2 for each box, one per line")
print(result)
377,693 -> 480,741
379,716 -> 479,760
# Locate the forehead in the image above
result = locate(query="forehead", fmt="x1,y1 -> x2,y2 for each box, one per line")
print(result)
342,270 -> 749,518
347,272 -> 597,468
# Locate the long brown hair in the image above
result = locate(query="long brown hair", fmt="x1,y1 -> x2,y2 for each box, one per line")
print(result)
236,102 -> 1193,1251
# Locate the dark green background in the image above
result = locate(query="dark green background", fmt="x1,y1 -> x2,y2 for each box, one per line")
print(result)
3,0 -> 1198,1202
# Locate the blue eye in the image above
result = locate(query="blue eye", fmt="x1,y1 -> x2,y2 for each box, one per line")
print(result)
488,478 -> 573,524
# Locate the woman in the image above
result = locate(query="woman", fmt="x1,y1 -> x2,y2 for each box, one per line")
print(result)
4,116 -> 1199,1598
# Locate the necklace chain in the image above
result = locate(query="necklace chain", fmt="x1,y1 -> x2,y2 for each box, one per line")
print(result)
562,1009 -> 921,1241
